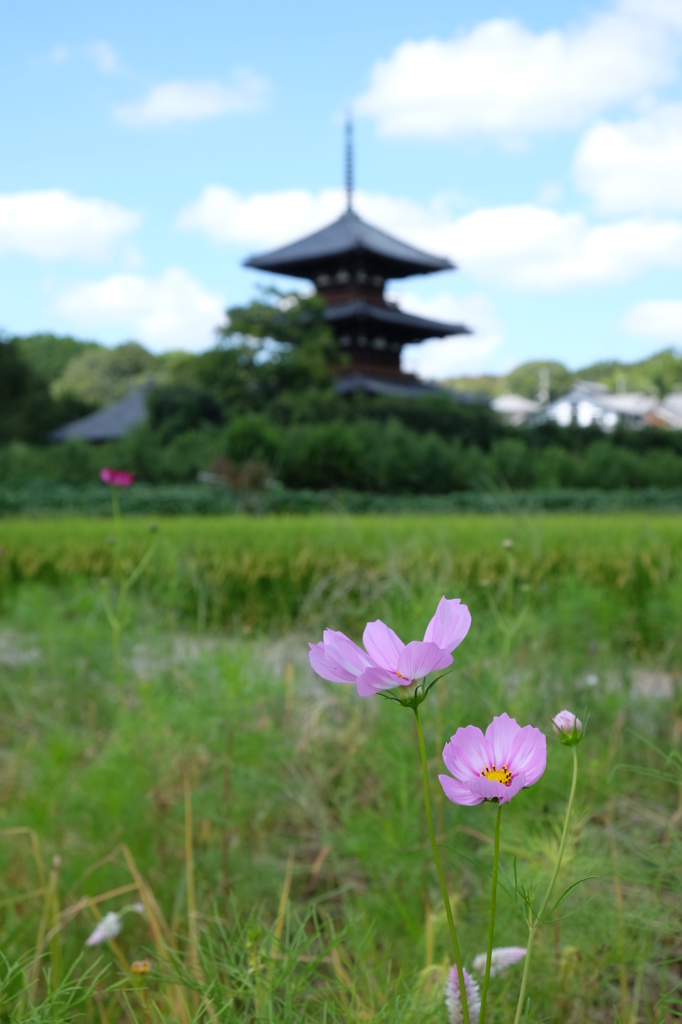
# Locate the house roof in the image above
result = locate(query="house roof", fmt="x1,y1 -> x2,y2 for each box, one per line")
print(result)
50,386 -> 149,443
244,209 -> 454,281
324,300 -> 470,343
491,394 -> 540,415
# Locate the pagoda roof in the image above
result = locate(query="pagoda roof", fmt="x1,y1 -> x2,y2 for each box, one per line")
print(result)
324,300 -> 470,343
244,209 -> 454,281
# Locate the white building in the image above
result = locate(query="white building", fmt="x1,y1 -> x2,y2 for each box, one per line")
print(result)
543,381 -> 659,431
490,393 -> 541,426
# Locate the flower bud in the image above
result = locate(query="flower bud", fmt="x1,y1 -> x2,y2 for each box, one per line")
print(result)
552,710 -> 583,746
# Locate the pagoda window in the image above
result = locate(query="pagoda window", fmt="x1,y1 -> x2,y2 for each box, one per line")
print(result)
335,269 -> 351,284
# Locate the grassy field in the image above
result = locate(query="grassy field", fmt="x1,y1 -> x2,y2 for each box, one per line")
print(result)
0,514 -> 680,1021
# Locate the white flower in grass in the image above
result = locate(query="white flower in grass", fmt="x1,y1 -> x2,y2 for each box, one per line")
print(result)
445,966 -> 481,1024
472,946 -> 526,977
86,911 -> 122,946
85,902 -> 144,947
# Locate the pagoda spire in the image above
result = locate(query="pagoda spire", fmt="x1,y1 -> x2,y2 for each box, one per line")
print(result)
345,113 -> 354,211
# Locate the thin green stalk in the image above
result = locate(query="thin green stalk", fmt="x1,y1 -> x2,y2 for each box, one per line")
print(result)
479,803 -> 502,1023
111,488 -> 121,525
413,706 -> 470,1024
513,745 -> 579,1024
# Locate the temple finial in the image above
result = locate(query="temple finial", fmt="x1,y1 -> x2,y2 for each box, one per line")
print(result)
345,113 -> 354,211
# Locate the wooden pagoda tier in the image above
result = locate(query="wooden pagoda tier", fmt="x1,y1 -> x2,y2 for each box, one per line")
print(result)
244,208 -> 470,378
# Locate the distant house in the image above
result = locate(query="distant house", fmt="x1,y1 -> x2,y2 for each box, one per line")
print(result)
650,393 -> 682,430
542,381 -> 659,431
490,393 -> 541,426
50,385 -> 150,443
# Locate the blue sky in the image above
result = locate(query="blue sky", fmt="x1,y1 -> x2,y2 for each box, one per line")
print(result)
3,0 -> 682,379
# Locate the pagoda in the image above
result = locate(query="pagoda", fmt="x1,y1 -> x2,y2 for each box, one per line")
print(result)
244,123 -> 470,392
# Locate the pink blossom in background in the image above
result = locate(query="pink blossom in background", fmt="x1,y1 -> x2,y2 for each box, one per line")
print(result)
472,946 -> 526,977
439,713 -> 546,806
308,596 -> 471,697
445,966 -> 481,1024
100,468 -> 135,487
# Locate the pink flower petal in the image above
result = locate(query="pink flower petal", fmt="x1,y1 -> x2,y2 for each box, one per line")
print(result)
362,620 -> 405,670
308,630 -> 373,684
308,642 -> 357,684
439,773 -> 484,806
508,724 -> 547,785
324,630 -> 374,673
356,665 -> 401,695
423,596 -> 471,652
467,771 -> 527,805
442,725 -> 490,782
485,713 -> 520,769
396,641 -> 452,682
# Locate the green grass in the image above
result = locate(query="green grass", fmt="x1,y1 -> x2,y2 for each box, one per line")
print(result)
0,514 -> 680,1021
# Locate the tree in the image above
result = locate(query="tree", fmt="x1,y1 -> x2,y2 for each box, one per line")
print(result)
15,333 -> 100,385
0,338 -> 91,444
50,341 -> 158,407
215,289 -> 340,396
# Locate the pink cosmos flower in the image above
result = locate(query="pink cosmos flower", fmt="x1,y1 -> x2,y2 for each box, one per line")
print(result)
308,597 -> 471,698
100,468 -> 135,487
445,966 -> 480,1024
439,713 -> 546,806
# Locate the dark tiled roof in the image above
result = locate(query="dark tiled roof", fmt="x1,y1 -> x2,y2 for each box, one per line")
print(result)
244,209 -> 454,281
324,300 -> 470,342
50,386 -> 149,442
334,373 -> 480,403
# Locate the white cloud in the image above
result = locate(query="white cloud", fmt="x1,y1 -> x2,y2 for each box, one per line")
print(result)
355,1 -> 682,139
0,190 -> 139,260
623,300 -> 682,341
178,186 -> 346,246
180,184 -> 682,291
423,206 -> 682,290
395,293 -> 503,379
88,41 -> 125,76
114,70 -> 268,127
575,104 -> 682,214
55,268 -> 225,352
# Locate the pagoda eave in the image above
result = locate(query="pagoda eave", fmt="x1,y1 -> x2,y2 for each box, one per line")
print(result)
243,209 -> 454,282
324,300 -> 471,344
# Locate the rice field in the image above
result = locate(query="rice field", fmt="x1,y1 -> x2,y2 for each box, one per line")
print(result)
0,513 -> 680,1021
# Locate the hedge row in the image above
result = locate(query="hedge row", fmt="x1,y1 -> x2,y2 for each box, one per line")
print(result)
2,481 -> 682,517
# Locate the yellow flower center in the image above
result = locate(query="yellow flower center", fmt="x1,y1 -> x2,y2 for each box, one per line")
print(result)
480,764 -> 512,786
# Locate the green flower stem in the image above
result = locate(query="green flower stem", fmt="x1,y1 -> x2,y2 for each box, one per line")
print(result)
513,745 -> 579,1024
413,706 -> 470,1024
478,803 -> 502,1023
